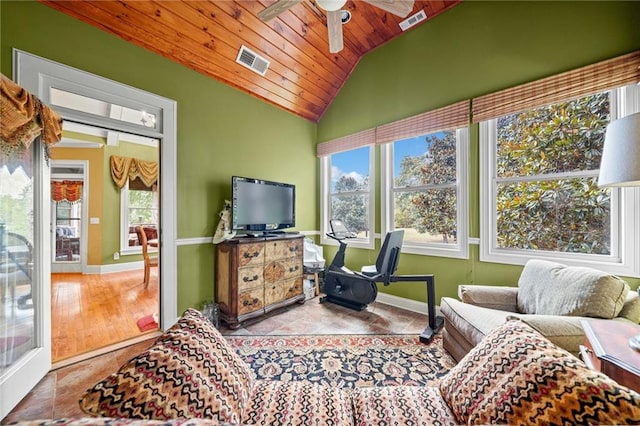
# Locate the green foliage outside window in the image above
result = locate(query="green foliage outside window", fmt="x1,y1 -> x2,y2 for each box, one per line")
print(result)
331,175 -> 369,236
394,131 -> 457,244
128,189 -> 156,226
0,182 -> 33,241
495,93 -> 611,254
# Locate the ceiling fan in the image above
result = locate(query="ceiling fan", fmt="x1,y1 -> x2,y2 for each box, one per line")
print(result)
258,0 -> 415,54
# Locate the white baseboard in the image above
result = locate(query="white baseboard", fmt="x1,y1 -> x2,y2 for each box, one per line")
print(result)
84,261 -> 144,274
375,291 -> 441,317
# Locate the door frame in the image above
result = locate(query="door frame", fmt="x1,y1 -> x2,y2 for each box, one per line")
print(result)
50,159 -> 88,273
1,49 -> 178,417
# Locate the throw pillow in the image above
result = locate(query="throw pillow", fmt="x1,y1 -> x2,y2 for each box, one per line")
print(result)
439,319 -> 640,425
517,259 -> 629,318
619,291 -> 640,323
79,309 -> 255,422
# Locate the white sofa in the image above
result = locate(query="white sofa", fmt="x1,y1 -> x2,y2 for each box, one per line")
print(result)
441,259 -> 640,361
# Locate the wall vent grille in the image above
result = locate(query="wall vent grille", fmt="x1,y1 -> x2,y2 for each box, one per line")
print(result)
399,9 -> 427,31
236,45 -> 270,76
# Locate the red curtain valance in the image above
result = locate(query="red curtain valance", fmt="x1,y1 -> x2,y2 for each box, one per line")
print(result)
51,180 -> 83,203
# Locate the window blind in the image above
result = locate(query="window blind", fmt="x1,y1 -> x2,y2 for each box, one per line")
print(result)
472,50 -> 640,123
375,100 -> 470,144
316,100 -> 470,156
316,128 -> 375,157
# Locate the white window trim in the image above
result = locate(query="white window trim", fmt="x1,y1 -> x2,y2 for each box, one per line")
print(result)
119,181 -> 158,256
320,146 -> 375,250
381,128 -> 469,259
480,85 -> 640,277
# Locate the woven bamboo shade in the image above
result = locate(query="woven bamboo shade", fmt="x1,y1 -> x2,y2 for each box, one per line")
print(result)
472,50 -> 640,123
317,100 -> 470,157
316,128 -> 375,157
375,101 -> 470,144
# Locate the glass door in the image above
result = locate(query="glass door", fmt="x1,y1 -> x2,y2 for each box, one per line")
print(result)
0,140 -> 51,419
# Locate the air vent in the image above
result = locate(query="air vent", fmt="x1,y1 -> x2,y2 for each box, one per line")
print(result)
399,9 -> 427,31
236,45 -> 270,76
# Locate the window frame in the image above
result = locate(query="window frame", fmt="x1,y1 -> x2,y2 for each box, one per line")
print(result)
480,84 -> 640,277
120,181 -> 158,255
320,145 -> 376,249
381,127 -> 469,259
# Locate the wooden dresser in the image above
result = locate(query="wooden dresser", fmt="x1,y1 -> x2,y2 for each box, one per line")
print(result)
215,235 -> 305,328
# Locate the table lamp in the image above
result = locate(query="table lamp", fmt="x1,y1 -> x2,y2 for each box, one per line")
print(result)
597,111 -> 640,350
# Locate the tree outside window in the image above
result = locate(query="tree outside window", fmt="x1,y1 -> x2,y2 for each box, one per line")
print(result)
393,131 -> 458,245
494,92 -> 611,254
329,146 -> 371,239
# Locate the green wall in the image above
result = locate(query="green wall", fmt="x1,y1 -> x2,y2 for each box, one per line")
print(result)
319,0 -> 640,301
1,1 -> 317,312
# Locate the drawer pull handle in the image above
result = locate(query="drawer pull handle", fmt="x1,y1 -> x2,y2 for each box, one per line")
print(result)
243,275 -> 259,282
243,251 -> 260,259
289,266 -> 299,272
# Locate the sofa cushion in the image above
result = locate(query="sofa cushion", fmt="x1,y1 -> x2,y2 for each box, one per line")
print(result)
440,297 -> 512,347
79,309 -> 255,422
351,386 -> 457,426
619,291 -> 640,323
458,284 -> 519,312
439,319 -> 640,425
517,259 -> 629,318
243,380 -> 353,425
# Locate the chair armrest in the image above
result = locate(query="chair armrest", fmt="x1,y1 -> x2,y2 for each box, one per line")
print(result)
458,285 -> 519,312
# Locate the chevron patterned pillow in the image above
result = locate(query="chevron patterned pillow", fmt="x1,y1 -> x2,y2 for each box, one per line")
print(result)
439,319 -> 640,425
79,309 -> 255,422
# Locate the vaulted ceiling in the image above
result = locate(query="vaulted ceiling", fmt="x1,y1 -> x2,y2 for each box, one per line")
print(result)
40,1 -> 462,122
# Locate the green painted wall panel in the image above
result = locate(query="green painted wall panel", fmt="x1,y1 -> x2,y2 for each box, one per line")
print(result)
319,0 -> 640,300
177,244 -> 216,313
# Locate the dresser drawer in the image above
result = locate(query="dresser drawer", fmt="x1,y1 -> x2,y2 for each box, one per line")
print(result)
265,277 -> 303,306
238,265 -> 264,291
238,288 -> 264,315
264,238 -> 302,262
282,257 -> 302,279
237,243 -> 265,267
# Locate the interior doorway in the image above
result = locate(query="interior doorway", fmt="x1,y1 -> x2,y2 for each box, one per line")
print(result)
51,161 -> 86,273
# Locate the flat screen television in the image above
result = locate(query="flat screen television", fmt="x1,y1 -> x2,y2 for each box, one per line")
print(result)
231,176 -> 295,234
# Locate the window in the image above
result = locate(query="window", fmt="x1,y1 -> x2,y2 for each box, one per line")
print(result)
381,128 -> 469,258
480,84 -> 640,276
320,146 -> 375,248
120,178 -> 158,253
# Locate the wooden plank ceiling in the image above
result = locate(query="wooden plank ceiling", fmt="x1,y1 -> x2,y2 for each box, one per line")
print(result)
41,0 -> 462,122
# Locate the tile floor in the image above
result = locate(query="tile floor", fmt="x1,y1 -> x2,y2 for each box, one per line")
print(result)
3,297 -> 435,422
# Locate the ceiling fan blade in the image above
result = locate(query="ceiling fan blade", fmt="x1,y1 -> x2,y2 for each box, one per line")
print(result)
258,0 -> 303,21
326,9 -> 343,53
364,0 -> 415,18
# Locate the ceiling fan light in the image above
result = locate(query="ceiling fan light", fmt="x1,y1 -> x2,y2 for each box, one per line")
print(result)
316,0 -> 347,12
341,10 -> 351,24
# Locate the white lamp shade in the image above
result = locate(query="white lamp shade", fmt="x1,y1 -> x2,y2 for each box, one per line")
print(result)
598,112 -> 640,187
316,0 -> 347,11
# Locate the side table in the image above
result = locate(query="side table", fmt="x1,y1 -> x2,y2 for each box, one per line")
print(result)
580,319 -> 640,392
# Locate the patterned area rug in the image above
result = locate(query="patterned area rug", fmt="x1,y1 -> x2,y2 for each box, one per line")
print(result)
225,334 -> 455,389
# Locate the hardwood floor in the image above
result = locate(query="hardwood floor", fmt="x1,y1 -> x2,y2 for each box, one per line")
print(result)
4,297 -> 432,422
51,269 -> 159,363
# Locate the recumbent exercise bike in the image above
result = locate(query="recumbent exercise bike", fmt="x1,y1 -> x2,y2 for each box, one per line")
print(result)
320,219 -> 444,343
